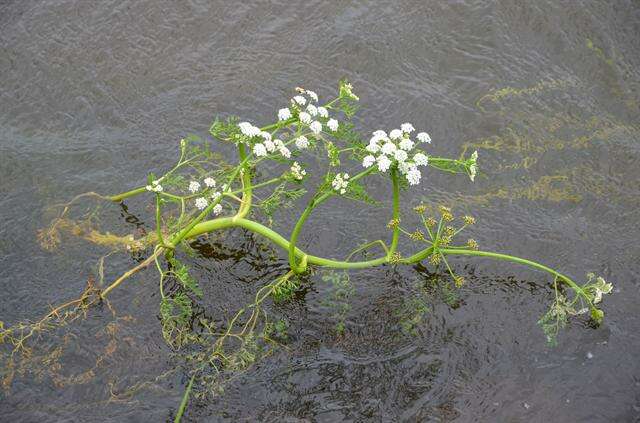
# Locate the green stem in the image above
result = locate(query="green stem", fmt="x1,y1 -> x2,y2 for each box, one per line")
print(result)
174,373 -> 196,423
439,248 -> 585,296
287,166 -> 377,273
188,217 -> 393,269
236,143 -> 252,219
155,195 -> 166,247
108,186 -> 146,202
388,167 -> 400,258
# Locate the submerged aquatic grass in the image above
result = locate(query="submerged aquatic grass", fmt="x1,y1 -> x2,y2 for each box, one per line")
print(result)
0,80 -> 613,412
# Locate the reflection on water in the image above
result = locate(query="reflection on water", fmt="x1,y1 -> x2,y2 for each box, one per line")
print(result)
1,0 -> 639,421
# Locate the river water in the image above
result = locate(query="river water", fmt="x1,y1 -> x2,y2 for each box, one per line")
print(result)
1,1 -> 639,421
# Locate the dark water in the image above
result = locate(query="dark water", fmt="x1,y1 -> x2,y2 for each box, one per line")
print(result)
1,1 -> 640,421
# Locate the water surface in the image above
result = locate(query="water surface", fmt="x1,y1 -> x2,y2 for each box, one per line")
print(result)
1,1 -> 639,421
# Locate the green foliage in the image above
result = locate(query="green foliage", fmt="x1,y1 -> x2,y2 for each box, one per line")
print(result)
538,273 -> 612,345
258,184 -> 307,223
160,293 -> 193,348
395,296 -> 430,336
168,257 -> 203,298
272,273 -> 300,302
325,141 -> 341,167
265,319 -> 289,340
538,290 -> 572,347
321,270 -> 354,335
344,180 -> 380,206
209,116 -> 243,144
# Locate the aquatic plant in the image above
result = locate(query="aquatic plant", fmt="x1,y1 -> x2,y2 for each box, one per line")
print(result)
1,81 -> 613,411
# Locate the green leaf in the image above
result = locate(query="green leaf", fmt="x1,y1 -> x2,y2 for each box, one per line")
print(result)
168,257 -> 203,298
590,308 -> 604,325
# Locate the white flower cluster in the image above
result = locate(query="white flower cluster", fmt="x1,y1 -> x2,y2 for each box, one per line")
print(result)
287,88 -> 339,138
253,136 -> 291,159
186,178 -> 224,214
194,197 -> 223,215
332,173 -> 349,194
290,161 -> 306,180
188,180 -> 201,193
145,180 -> 163,193
361,123 -> 432,186
238,121 -> 291,159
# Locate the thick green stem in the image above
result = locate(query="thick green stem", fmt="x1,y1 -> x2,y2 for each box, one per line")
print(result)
235,143 -> 252,219
388,167 -> 400,258
188,217 -> 393,269
108,186 -> 147,202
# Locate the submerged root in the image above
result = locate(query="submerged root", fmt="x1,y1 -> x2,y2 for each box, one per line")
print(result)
0,276 -> 102,357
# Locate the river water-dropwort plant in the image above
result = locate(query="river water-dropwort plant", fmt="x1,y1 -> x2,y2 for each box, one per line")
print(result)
1,81 -> 613,406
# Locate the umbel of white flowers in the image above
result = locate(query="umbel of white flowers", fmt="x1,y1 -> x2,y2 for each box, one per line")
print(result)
238,87 -> 342,162
332,172 -> 349,194
362,123 -> 432,185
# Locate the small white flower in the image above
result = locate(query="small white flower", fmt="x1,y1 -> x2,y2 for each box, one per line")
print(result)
413,153 -> 429,166
279,146 -> 291,158
399,138 -> 414,151
389,129 -> 403,139
362,155 -> 376,168
377,155 -> 392,172
398,161 -> 413,175
195,197 -> 208,210
189,181 -> 201,193
401,123 -> 415,133
331,173 -> 349,194
317,106 -> 328,118
264,139 -> 276,152
146,182 -> 163,193
305,90 -> 318,102
381,142 -> 397,155
260,131 -> 272,141
239,122 -> 261,137
310,121 -> 322,135
211,191 -> 221,201
370,132 -> 388,144
212,203 -> 223,215
278,107 -> 292,121
274,139 -> 285,149
306,104 -> 318,116
204,177 -> 216,188
327,118 -> 339,132
394,149 -> 408,162
290,161 -> 306,180
299,111 -> 312,124
471,150 -> 478,161
417,132 -> 431,143
295,135 -> 309,150
293,95 -> 306,106
406,168 -> 422,185
366,142 -> 380,153
253,143 -> 268,157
